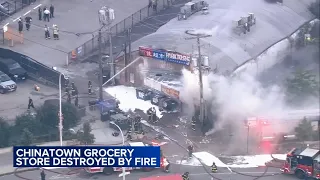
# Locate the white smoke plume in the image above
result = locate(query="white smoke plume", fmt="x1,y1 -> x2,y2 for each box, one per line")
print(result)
179,68 -> 293,136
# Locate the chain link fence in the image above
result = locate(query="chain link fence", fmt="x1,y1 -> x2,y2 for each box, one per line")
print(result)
0,0 -> 35,22
68,0 -> 177,63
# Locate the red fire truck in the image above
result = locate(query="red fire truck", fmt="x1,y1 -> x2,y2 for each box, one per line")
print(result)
85,141 -> 170,175
140,174 -> 183,180
281,147 -> 320,179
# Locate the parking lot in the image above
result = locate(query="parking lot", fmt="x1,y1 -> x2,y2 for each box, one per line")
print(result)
0,79 -> 59,122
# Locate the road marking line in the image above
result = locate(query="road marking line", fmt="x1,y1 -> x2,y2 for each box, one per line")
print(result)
33,4 -> 42,10
13,16 -> 21,22
23,10 -> 31,16
190,172 -> 279,176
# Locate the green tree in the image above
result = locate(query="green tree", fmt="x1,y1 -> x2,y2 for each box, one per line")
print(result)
294,117 -> 315,141
35,102 -> 80,141
19,128 -> 35,146
0,117 -> 10,147
309,0 -> 320,18
285,70 -> 319,105
76,122 -> 95,145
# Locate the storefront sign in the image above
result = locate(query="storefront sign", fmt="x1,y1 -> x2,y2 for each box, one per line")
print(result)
139,46 -> 191,66
161,85 -> 179,99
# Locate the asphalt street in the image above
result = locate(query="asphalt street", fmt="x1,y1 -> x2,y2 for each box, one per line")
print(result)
0,165 -> 295,180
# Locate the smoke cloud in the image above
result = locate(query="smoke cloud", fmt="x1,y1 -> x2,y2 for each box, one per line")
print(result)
180,67 -> 311,136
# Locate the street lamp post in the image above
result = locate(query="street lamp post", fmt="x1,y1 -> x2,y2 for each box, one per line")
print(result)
58,73 -> 65,146
110,121 -> 126,180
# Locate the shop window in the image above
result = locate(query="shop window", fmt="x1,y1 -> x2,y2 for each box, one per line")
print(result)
130,73 -> 134,83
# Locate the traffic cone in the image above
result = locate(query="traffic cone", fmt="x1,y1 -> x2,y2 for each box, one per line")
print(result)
34,84 -> 40,91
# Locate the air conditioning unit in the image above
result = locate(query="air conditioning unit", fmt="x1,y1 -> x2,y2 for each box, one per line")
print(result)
192,57 -> 198,67
201,56 -> 209,66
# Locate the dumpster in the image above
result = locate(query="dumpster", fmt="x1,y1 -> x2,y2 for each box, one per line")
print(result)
136,87 -> 153,101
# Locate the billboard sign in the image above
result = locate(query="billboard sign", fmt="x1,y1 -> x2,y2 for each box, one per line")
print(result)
139,46 -> 191,66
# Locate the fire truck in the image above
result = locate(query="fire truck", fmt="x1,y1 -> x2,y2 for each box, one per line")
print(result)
85,141 -> 170,175
140,174 -> 183,180
281,147 -> 320,179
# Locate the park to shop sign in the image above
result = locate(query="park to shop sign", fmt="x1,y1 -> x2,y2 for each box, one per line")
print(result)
139,46 -> 191,66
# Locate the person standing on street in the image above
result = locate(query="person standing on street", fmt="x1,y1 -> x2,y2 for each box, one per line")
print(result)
28,97 -> 35,109
25,16 -> 32,31
44,25 -> 50,39
88,81 -> 92,95
52,24 -> 59,40
74,95 -> 79,107
38,7 -> 42,20
49,4 -> 54,18
43,7 -> 50,22
191,116 -> 196,131
67,92 -> 71,103
40,169 -> 46,180
18,18 -> 23,34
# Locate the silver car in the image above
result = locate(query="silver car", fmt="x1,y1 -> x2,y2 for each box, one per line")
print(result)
0,71 -> 17,94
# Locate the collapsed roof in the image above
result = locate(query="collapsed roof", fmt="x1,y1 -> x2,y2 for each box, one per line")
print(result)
131,0 -> 314,73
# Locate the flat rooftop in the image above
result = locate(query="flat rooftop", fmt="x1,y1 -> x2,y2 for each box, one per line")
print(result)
131,0 -> 314,73
0,0 -> 148,67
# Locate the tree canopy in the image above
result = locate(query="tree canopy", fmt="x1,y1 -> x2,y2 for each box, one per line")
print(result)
0,118 -> 10,148
309,0 -> 320,18
285,70 -> 319,105
0,101 -> 80,147
294,117 -> 318,141
76,122 -> 95,145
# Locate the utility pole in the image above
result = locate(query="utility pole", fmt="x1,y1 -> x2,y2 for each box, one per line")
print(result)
109,27 -> 115,85
128,28 -> 132,67
98,29 -> 103,101
98,6 -> 115,100
185,31 -> 211,125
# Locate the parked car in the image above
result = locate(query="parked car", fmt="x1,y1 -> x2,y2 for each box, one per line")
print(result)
0,71 -> 17,94
0,58 -> 27,81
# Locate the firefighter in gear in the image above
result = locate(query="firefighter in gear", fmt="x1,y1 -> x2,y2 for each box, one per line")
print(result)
64,77 -> 69,94
52,24 -> 59,40
74,95 -> 79,107
88,81 -> 92,95
134,116 -> 142,133
126,121 -> 132,140
161,157 -> 170,173
71,82 -> 78,96
152,107 -> 158,123
147,107 -> 153,123
187,144 -> 194,159
182,172 -> 189,180
67,92 -> 71,103
211,162 -> 218,172
191,116 -> 196,131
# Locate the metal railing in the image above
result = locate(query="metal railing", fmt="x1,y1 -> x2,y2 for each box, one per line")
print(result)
68,0 -> 177,62
0,0 -> 34,22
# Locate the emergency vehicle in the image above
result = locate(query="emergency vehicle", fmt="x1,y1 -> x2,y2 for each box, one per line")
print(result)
140,174 -> 183,180
85,141 -> 170,175
281,147 -> 320,179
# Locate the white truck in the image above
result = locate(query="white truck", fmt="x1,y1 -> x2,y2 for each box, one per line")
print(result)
85,141 -> 170,175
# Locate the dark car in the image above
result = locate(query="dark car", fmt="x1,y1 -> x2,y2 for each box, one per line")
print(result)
0,58 -> 27,81
0,71 -> 17,94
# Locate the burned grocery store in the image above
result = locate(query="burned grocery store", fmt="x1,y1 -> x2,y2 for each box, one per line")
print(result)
114,46 -> 216,132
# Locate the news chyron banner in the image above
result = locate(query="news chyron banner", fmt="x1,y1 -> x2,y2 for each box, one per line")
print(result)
13,146 -> 161,168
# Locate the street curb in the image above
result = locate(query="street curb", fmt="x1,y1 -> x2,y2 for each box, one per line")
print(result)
0,168 -> 39,177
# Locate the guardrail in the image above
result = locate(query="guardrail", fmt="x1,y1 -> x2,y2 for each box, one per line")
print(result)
0,0 -> 35,22
67,0 -> 177,63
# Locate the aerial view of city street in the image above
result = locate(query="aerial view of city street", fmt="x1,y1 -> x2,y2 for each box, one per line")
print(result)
0,0 -> 319,179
